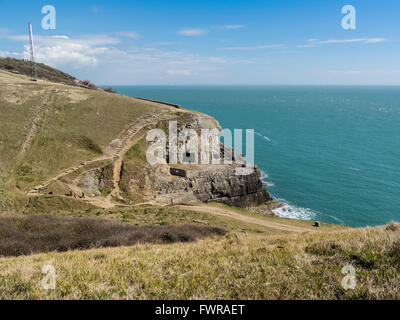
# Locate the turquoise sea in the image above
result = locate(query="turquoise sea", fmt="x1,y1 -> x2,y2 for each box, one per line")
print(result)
113,86 -> 400,227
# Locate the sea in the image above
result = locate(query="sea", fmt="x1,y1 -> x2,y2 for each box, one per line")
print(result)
112,85 -> 400,227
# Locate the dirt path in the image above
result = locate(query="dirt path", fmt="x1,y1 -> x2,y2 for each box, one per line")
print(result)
177,204 -> 318,233
106,109 -> 172,202
27,105 -> 176,202
27,155 -> 109,195
17,90 -> 52,160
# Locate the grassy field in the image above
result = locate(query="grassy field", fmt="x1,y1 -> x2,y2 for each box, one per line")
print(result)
1,65 -> 399,300
0,203 -> 398,299
0,213 -> 226,257
0,69 -> 158,193
0,218 -> 399,299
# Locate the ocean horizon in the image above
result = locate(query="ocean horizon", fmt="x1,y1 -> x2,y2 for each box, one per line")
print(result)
112,85 -> 400,228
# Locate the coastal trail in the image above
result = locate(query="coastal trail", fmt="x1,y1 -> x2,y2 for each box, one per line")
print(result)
17,89 -> 53,161
177,204 -> 319,233
26,103 -> 177,200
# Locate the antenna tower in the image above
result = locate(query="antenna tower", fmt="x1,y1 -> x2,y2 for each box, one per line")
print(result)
28,22 -> 37,81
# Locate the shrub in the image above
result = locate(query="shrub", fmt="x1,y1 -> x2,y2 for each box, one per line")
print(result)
103,87 -> 116,94
0,214 -> 228,257
386,222 -> 399,232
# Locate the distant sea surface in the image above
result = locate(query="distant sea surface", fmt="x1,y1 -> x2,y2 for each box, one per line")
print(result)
113,86 -> 400,227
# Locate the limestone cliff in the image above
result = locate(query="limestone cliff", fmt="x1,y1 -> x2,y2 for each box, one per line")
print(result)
0,63 -> 273,211
117,110 -> 272,208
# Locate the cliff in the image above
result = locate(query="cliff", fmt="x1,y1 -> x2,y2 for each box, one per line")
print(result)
0,60 -> 273,212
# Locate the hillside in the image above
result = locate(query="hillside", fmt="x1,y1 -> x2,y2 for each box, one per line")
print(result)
0,57 -> 102,90
1,203 -> 399,299
0,64 -> 272,213
0,62 -> 399,300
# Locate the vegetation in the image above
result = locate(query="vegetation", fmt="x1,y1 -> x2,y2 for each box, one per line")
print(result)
0,68 -> 158,195
0,220 -> 399,299
0,63 -> 398,300
0,214 -> 226,257
0,57 -> 78,85
103,87 -> 117,94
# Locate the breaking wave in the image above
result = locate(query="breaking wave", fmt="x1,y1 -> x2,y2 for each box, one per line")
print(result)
272,198 -> 317,221
255,131 -> 272,142
260,169 -> 275,187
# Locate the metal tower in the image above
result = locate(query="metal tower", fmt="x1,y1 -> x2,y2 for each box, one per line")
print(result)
28,22 -> 37,81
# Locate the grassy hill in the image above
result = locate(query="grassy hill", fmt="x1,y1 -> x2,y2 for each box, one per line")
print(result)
0,204 -> 398,299
0,67 -> 169,211
0,57 -> 102,89
0,63 -> 399,300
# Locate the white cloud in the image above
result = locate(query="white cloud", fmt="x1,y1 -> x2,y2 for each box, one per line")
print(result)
26,44 -> 98,67
297,38 -> 387,48
146,42 -> 174,46
319,38 -> 386,44
167,69 -> 191,76
114,31 -> 141,39
0,32 -> 124,68
0,50 -> 22,58
296,44 -> 316,48
221,25 -> 245,30
219,44 -> 283,51
12,34 -> 121,68
178,28 -> 207,36
0,30 -> 254,83
51,35 -> 70,40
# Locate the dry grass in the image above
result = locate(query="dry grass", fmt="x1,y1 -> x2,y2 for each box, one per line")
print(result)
0,214 -> 227,257
0,219 -> 399,299
0,69 -> 161,195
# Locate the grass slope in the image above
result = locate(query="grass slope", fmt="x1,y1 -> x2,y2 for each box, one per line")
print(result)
0,218 -> 398,299
0,69 -> 159,196
1,63 -> 398,300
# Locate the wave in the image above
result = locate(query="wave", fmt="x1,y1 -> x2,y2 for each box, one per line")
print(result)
260,169 -> 275,187
255,131 -> 272,142
272,199 -> 317,221
260,169 -> 269,180
264,181 -> 275,187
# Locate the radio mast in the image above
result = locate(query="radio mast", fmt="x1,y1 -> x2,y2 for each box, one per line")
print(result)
28,22 -> 37,81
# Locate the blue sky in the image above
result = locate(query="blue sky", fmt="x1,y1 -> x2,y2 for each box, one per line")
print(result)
0,0 -> 399,85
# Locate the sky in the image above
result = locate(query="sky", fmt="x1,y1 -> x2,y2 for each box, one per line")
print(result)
0,0 -> 399,85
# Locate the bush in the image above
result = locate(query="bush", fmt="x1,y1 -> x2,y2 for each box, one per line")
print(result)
0,214 -> 228,257
386,222 -> 399,232
103,87 -> 116,94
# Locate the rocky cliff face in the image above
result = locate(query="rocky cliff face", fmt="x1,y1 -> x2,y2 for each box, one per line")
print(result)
0,64 -> 273,212
118,111 -> 273,208
146,164 -> 271,208
192,165 -> 272,207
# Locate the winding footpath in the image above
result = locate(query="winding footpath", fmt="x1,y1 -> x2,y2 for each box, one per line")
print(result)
177,204 -> 319,233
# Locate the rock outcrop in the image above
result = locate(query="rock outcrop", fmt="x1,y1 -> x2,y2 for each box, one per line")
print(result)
118,111 -> 273,208
149,164 -> 271,208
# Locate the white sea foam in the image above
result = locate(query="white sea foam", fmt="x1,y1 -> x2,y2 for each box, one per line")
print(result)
255,131 -> 272,142
272,199 -> 317,221
260,169 -> 269,180
260,169 -> 275,187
